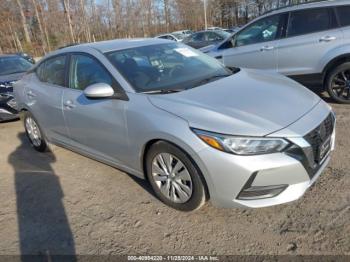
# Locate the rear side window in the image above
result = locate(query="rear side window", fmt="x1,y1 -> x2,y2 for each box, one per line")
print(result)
287,8 -> 336,37
69,54 -> 113,90
36,55 -> 67,86
337,6 -> 350,27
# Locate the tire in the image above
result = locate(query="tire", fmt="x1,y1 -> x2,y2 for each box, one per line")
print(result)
326,62 -> 350,104
23,111 -> 48,152
145,141 -> 207,211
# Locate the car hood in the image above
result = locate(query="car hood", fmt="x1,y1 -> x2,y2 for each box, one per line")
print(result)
0,72 -> 25,83
148,69 -> 321,136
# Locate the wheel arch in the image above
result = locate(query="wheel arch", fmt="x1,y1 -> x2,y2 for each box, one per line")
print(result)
323,54 -> 350,84
141,138 -> 211,200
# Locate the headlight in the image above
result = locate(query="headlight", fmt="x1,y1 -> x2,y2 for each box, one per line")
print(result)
7,98 -> 18,109
192,129 -> 290,155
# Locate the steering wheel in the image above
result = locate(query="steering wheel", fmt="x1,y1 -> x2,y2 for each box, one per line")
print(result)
169,65 -> 185,78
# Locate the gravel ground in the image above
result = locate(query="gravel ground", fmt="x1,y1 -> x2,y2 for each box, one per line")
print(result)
0,96 -> 349,256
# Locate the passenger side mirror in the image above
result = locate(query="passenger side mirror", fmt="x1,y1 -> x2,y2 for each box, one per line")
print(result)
83,83 -> 115,99
218,38 -> 235,50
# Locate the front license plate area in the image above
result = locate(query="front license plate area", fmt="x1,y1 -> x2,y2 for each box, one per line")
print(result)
318,137 -> 331,163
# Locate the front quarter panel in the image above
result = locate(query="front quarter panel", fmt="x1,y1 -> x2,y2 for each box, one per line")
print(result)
13,74 -> 32,111
124,93 -> 217,195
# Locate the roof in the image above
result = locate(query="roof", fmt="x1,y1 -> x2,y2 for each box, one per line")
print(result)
58,38 -> 171,54
264,0 -> 349,16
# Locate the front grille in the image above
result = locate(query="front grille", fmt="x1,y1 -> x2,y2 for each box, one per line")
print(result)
304,113 -> 334,164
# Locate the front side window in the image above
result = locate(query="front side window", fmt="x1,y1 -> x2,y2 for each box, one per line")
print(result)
287,8 -> 335,37
69,54 -> 113,90
235,14 -> 282,47
337,6 -> 350,27
106,43 -> 232,93
37,55 -> 66,86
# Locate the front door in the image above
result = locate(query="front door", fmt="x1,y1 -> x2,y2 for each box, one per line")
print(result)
62,53 -> 129,165
222,13 -> 287,71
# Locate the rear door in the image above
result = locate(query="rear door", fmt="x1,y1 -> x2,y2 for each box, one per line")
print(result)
62,53 -> 129,165
336,5 -> 350,46
222,13 -> 287,71
26,55 -> 69,142
276,7 -> 342,76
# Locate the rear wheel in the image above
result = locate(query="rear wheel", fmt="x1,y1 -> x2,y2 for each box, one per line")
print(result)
326,62 -> 350,104
24,111 -> 47,152
146,141 -> 207,211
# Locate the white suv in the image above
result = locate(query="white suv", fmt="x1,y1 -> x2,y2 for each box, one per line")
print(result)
202,0 -> 350,103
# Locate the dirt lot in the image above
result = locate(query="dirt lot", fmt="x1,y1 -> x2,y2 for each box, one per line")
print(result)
0,95 -> 349,256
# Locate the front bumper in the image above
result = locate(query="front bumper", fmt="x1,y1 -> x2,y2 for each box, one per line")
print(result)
195,103 -> 335,208
0,95 -> 19,122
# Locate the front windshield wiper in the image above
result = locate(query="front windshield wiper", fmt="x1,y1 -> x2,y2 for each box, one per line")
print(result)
193,74 -> 231,88
141,89 -> 185,94
4,70 -> 26,75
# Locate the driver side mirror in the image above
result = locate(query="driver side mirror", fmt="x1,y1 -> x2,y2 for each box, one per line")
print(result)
83,83 -> 115,99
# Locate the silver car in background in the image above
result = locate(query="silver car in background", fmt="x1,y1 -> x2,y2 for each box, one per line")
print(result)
202,0 -> 350,104
14,39 -> 335,211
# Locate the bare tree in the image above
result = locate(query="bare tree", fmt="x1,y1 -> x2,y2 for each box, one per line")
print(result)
0,0 -> 315,56
15,0 -> 32,45
61,0 -> 75,43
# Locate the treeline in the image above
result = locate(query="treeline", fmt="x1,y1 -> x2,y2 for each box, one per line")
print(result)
0,0 -> 314,56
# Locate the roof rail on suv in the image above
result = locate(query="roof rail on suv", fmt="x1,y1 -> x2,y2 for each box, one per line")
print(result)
263,0 -> 330,15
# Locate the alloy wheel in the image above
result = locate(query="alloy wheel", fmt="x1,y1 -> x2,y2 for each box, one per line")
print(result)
25,116 -> 42,147
151,153 -> 193,203
330,69 -> 350,102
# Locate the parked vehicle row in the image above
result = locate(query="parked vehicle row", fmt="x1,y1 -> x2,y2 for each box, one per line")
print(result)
202,0 -> 350,103
14,38 -> 335,211
156,28 -> 234,48
182,30 -> 231,49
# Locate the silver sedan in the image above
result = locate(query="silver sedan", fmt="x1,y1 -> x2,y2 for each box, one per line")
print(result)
14,39 -> 335,211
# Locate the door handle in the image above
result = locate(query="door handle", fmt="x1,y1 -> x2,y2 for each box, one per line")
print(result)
319,36 -> 337,42
260,46 -> 274,52
27,90 -> 36,98
63,100 -> 76,109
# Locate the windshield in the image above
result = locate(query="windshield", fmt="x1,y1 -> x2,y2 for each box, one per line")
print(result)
106,43 -> 231,93
215,30 -> 231,39
0,56 -> 33,76
172,33 -> 186,40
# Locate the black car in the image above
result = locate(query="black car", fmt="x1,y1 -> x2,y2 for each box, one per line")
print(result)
183,30 -> 231,49
0,54 -> 33,122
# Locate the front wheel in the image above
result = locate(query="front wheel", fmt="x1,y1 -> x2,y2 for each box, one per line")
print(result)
24,111 -> 48,152
146,141 -> 207,211
326,62 -> 350,104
